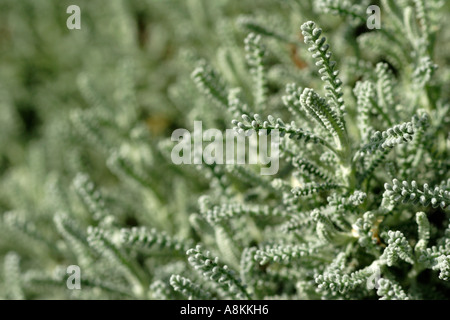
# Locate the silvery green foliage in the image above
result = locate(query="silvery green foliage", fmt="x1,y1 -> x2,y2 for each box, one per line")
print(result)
0,0 -> 449,300
170,274 -> 212,300
376,278 -> 409,300
384,179 -> 449,209
186,245 -> 251,300
244,33 -> 268,110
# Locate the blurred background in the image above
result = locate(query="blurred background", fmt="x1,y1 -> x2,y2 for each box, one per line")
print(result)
0,0 -> 318,298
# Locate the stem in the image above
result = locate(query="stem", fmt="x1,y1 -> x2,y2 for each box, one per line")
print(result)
337,135 -> 356,191
280,127 -> 341,157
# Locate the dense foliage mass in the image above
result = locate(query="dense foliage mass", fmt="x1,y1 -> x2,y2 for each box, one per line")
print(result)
0,0 -> 449,299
